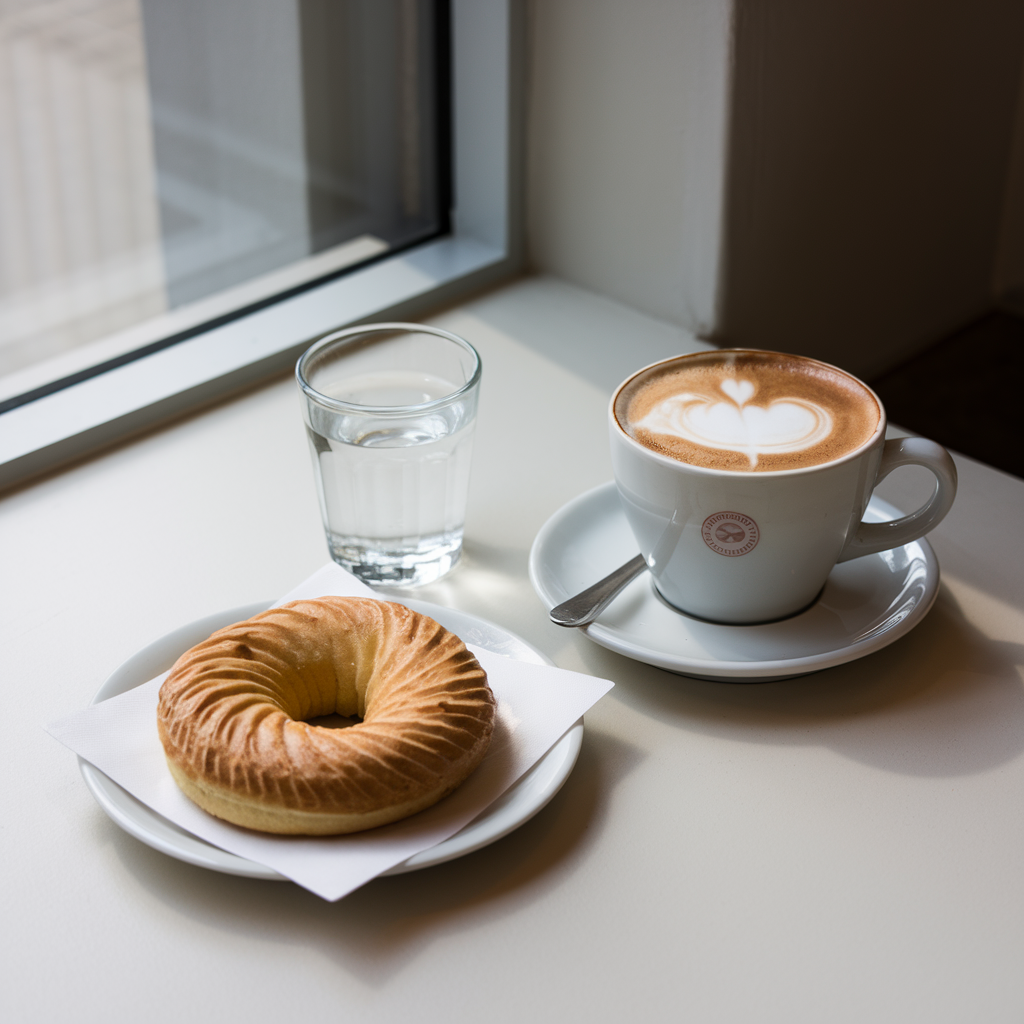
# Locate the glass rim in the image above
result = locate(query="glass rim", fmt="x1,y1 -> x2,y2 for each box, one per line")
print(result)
295,321 -> 482,415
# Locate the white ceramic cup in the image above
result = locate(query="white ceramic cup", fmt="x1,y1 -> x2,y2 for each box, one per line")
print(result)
609,351 -> 958,624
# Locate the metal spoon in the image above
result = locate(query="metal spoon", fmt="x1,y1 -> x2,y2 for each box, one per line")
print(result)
549,554 -> 648,627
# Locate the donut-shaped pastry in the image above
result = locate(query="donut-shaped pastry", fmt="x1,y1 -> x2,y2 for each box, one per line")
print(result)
157,597 -> 495,835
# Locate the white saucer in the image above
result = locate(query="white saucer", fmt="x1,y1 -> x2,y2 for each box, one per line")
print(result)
80,599 -> 583,880
529,481 -> 940,682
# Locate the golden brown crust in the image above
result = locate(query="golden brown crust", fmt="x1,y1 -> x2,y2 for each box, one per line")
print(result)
157,597 -> 495,835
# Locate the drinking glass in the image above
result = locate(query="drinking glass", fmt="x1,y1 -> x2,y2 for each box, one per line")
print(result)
296,323 -> 481,586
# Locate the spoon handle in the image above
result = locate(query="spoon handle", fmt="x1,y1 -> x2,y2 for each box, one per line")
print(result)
549,554 -> 648,627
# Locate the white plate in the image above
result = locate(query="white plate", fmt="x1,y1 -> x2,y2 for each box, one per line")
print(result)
529,481 -> 940,682
81,599 -> 583,880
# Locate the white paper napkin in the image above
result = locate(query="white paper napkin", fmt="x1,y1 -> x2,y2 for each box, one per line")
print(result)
45,563 -> 613,901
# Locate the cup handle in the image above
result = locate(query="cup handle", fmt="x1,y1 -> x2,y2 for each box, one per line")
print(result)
837,437 -> 957,562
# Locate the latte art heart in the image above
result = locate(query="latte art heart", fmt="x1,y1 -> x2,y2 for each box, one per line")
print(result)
635,379 -> 834,468
720,378 -> 755,406
616,350 -> 881,473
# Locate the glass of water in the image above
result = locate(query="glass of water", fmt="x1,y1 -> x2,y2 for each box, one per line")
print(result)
296,322 -> 481,587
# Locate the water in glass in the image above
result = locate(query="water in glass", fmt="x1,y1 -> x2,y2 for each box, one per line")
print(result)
306,370 -> 475,586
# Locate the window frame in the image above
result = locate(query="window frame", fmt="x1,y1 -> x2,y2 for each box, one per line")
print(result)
0,0 -> 521,491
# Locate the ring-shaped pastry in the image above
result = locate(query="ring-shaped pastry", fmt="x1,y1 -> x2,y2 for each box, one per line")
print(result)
157,597 -> 495,835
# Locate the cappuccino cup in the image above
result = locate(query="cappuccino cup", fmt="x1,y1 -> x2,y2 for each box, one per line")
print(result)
609,349 -> 957,624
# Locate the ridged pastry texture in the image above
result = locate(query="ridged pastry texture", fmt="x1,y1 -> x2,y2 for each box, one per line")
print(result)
157,597 -> 495,835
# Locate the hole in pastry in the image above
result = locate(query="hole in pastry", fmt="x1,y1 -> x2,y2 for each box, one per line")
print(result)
306,713 -> 363,730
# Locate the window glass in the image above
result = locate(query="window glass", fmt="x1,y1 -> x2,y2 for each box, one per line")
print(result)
0,0 -> 446,405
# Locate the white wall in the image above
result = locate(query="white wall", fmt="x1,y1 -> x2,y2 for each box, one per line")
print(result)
526,0 -> 1024,379
526,0 -> 732,339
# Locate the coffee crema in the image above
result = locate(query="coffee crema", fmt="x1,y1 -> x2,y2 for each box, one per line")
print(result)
615,350 -> 881,472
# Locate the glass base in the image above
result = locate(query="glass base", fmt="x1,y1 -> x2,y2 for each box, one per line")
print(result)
327,529 -> 463,587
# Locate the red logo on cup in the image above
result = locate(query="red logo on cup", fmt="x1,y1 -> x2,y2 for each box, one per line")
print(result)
702,512 -> 760,557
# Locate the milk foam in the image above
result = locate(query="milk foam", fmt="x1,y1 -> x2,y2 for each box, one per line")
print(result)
635,377 -> 833,469
616,350 -> 881,473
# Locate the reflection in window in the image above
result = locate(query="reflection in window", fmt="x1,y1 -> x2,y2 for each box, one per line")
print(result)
0,0 -> 446,401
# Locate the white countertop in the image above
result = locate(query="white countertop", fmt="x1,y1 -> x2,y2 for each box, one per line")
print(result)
3,276 -> 1023,1022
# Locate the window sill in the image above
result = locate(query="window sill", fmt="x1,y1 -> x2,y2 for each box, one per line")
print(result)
0,236 -> 510,492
